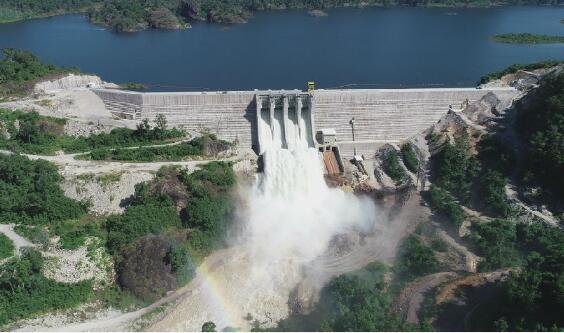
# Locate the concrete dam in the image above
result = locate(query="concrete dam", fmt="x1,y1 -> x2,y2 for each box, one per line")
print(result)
93,87 -> 517,158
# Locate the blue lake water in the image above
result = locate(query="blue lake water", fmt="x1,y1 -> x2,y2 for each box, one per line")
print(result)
0,6 -> 563,90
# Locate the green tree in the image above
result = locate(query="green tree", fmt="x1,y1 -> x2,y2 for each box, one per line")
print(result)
382,149 -> 407,184
432,132 -> 480,202
479,170 -> 510,217
398,235 -> 438,279
202,321 -> 217,332
400,143 -> 419,173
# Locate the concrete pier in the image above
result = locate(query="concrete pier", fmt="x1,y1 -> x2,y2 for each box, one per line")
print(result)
93,87 -> 517,158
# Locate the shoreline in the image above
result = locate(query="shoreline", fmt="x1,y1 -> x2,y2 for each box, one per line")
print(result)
1,3 -> 561,32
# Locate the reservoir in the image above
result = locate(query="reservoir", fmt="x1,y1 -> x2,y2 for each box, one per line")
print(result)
0,6 -> 562,90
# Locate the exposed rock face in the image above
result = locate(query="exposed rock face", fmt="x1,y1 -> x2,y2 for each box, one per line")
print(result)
203,138 -> 232,157
42,238 -> 114,288
34,74 -> 118,93
62,171 -> 154,215
148,8 -> 183,29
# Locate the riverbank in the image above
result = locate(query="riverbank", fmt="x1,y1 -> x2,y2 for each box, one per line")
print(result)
1,1 -> 561,31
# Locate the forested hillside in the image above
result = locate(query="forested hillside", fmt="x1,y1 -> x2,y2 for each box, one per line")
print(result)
1,0 -> 562,30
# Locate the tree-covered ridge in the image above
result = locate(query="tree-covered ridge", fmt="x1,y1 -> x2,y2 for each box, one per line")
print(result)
1,0 -> 562,31
0,48 -> 77,97
424,68 -> 564,331
515,71 -> 564,202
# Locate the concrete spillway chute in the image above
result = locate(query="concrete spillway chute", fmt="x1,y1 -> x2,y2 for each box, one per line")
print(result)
255,92 -> 315,155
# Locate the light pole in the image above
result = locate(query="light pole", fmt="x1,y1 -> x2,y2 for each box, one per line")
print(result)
350,117 -> 356,156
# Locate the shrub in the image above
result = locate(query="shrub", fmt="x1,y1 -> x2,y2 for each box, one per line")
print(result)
166,245 -> 195,287
428,185 -> 465,227
180,162 -> 236,256
106,195 -> 181,254
479,170 -> 510,217
0,154 -> 86,225
0,234 -> 14,259
471,219 -> 520,271
398,235 -> 438,279
0,249 -> 92,326
202,321 -> 217,332
382,150 -> 407,184
432,133 -> 480,202
400,143 -> 419,173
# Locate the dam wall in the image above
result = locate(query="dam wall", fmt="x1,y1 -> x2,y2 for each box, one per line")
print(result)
313,88 -> 517,157
93,87 -> 517,158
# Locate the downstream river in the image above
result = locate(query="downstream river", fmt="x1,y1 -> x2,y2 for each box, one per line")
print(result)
0,6 -> 563,90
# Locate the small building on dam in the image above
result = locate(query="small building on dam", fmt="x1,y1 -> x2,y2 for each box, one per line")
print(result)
92,86 -> 517,159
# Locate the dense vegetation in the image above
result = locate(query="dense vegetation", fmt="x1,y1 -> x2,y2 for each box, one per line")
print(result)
470,218 -> 520,271
456,220 -> 564,330
0,154 -> 86,225
0,48 -> 76,96
381,149 -> 407,184
0,110 -> 186,155
429,130 -> 511,219
105,162 -> 235,299
86,134 -> 229,162
0,0 -> 95,23
480,60 -> 563,83
493,223 -> 564,330
428,184 -> 465,226
515,71 -> 564,203
397,234 -> 438,279
400,143 -> 419,173
492,33 -> 564,44
0,249 -> 93,326
1,0 -> 562,31
0,234 -> 14,259
428,68 -> 564,330
274,262 -> 426,331
431,133 -> 479,202
106,195 -> 182,255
